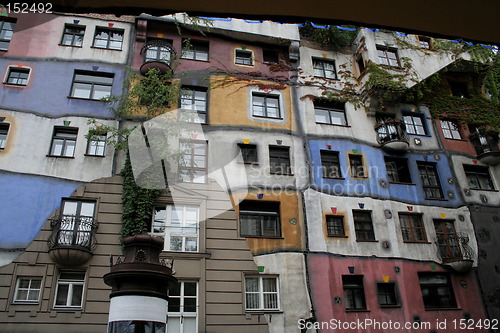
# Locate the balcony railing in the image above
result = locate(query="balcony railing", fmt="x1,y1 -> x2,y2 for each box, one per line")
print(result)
469,131 -> 500,165
434,232 -> 474,272
140,40 -> 176,75
374,120 -> 409,153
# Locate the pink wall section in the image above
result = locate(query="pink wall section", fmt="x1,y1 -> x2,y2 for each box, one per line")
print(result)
307,254 -> 489,333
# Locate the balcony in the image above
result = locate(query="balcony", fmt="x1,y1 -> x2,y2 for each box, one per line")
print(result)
374,120 -> 409,153
140,40 -> 176,75
434,232 -> 474,273
469,131 -> 500,165
48,215 -> 97,266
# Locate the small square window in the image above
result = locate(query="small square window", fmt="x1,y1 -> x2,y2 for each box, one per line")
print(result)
314,100 -> 347,126
70,70 -> 114,100
93,27 -> 124,50
245,276 -> 280,311
349,154 -> 366,178
353,211 -> 375,241
417,162 -> 444,199
252,93 -> 281,119
326,215 -> 345,237
235,49 -> 253,65
54,271 -> 85,308
61,24 -> 85,47
239,201 -> 281,237
238,144 -> 258,164
399,213 -> 427,242
418,273 -> 457,309
263,49 -> 279,64
0,122 -> 10,149
269,146 -> 291,175
377,46 -> 399,67
86,134 -> 106,156
0,18 -> 16,51
49,127 -> 78,157
377,283 -> 398,307
403,113 -> 427,136
418,36 -> 432,49
312,58 -> 337,79
449,80 -> 469,98
342,275 -> 366,310
384,157 -> 411,183
153,205 -> 199,252
463,165 -> 495,190
320,150 -> 341,178
181,39 -> 209,61
5,67 -> 30,86
14,277 -> 42,303
440,120 -> 462,140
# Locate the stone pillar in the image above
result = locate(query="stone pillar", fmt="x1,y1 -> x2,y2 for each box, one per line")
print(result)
104,233 -> 176,333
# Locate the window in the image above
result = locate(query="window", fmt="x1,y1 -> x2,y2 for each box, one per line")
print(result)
245,276 -> 279,311
353,211 -> 375,241
252,93 -> 281,119
238,144 -> 258,164
403,113 -> 427,135
5,67 -> 30,86
235,49 -> 253,65
239,201 -> 281,237
384,157 -> 411,183
418,273 -> 457,309
179,141 -> 207,183
312,58 -> 337,79
49,127 -> 78,157
377,283 -> 398,307
152,205 -> 199,252
61,24 -> 85,47
144,39 -> 173,63
0,122 -> 10,149
70,70 -> 114,100
342,275 -> 366,310
0,18 -> 16,51
269,146 -> 291,174
356,56 -> 366,73
314,100 -> 347,126
399,213 -> 427,242
463,165 -> 495,190
418,36 -> 432,49
263,49 -> 279,64
167,281 -> 198,333
377,46 -> 399,67
86,134 -> 106,156
92,27 -> 123,50
180,87 -> 207,123
54,271 -> 85,308
440,120 -> 461,140
181,39 -> 209,61
56,200 -> 96,248
434,220 -> 462,261
326,215 -> 345,237
449,80 -> 469,98
417,162 -> 444,199
349,154 -> 366,178
321,150 -> 341,178
14,277 -> 42,303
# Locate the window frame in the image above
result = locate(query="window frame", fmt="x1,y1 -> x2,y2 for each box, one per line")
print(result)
144,38 -> 174,63
353,210 -> 376,241
180,86 -> 208,124
178,140 -> 208,184
60,24 -> 85,47
92,27 -> 124,50
312,57 -> 337,79
376,46 -> 400,67
0,17 -> 16,51
54,271 -> 86,309
463,164 -> 495,190
320,150 -> 342,179
56,199 -> 96,249
4,66 -> 30,86
167,281 -> 198,333
0,122 -> 10,150
434,219 -> 462,261
440,119 -> 462,140
239,200 -> 281,238
348,154 -> 367,178
398,213 -> 427,242
403,112 -> 428,136
342,275 -> 367,311
417,36 -> 432,49
314,100 -> 347,126
377,282 -> 399,307
70,70 -> 114,100
238,143 -> 258,164
417,162 -> 444,200
49,126 -> 78,158
384,157 -> 412,183
14,277 -> 42,304
418,273 -> 457,309
326,215 -> 346,237
252,93 -> 281,119
269,146 -> 291,175
244,275 -> 280,311
181,39 -> 209,61
235,49 -> 254,66
86,133 -> 106,156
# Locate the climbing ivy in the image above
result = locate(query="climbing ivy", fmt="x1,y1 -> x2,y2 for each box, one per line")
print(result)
299,22 -> 358,50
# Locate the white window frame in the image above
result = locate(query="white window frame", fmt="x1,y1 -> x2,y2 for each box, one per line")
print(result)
167,281 -> 198,333
4,66 -> 31,86
86,134 -> 106,156
53,271 -> 85,308
180,87 -> 208,124
0,122 -> 10,149
70,70 -> 114,100
244,275 -> 280,311
234,48 -> 254,66
312,57 -> 337,79
152,205 -> 200,252
440,120 -> 461,140
14,277 -> 42,303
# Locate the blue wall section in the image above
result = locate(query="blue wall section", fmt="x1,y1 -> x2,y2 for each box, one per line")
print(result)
0,59 -> 125,118
0,171 -> 81,248
309,140 -> 463,207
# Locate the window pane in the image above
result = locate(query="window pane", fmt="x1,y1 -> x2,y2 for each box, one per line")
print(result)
168,297 -> 180,312
55,284 -> 69,306
184,298 -> 197,312
262,278 -> 276,292
71,284 -> 83,306
264,293 -> 278,309
72,83 -> 91,98
93,85 -> 112,99
246,293 -> 259,309
184,282 -> 197,296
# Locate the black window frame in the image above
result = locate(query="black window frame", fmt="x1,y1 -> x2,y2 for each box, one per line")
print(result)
384,157 -> 412,183
398,213 -> 427,242
239,201 -> 281,238
403,112 -> 427,136
55,199 -> 96,249
181,39 -> 209,61
312,57 -> 337,79
5,67 -> 30,86
377,282 -> 399,307
92,27 -> 124,50
235,49 -> 254,66
376,46 -> 400,67
180,86 -> 208,124
418,273 -> 457,309
342,275 -> 367,310
269,146 -> 291,175
326,215 -> 345,237
0,122 -> 10,149
463,164 -> 495,190
252,93 -> 281,119
417,162 -> 444,200
70,70 -> 114,100
238,143 -> 258,164
440,119 -> 462,140
0,17 -> 16,51
353,210 -> 375,241
178,140 -> 208,184
61,24 -> 85,47
314,99 -> 347,126
49,126 -> 78,158
320,150 -> 342,179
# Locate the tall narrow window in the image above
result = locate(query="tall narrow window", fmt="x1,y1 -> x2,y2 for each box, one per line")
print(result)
417,162 -> 444,199
252,93 -> 281,119
349,154 -> 366,178
419,273 -> 457,309
152,205 -> 199,252
0,122 -> 10,149
0,18 -> 16,51
463,165 -> 495,190
54,271 -> 85,308
353,211 -> 375,241
181,39 -> 209,61
239,201 -> 281,237
440,120 -> 461,140
70,70 -> 114,100
377,283 -> 398,307
167,281 -> 198,333
269,146 -> 291,174
93,27 -> 124,50
326,215 -> 345,237
49,127 -> 78,157
235,49 -> 253,65
312,58 -> 337,79
384,157 -> 411,183
14,277 -> 42,303
61,24 -> 85,47
56,200 -> 96,248
376,46 -> 399,67
321,150 -> 341,178
403,113 -> 427,135
5,67 -> 30,86
434,220 -> 461,261
86,134 -> 106,156
342,275 -> 366,310
314,100 -> 347,126
179,141 -> 207,183
399,213 -> 427,242
245,276 -> 279,311
180,87 -> 207,123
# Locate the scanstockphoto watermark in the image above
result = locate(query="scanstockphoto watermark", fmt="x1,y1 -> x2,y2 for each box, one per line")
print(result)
298,318 -> 432,331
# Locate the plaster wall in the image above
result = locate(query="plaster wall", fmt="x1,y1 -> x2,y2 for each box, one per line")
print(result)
0,111 -> 116,181
304,188 -> 478,264
434,119 -> 477,156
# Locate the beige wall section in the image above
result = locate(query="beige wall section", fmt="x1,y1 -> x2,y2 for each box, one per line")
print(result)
0,176 -> 123,333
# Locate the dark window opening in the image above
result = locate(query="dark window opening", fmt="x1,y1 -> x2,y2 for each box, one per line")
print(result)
239,201 -> 281,237
385,157 -> 411,183
343,275 -> 366,310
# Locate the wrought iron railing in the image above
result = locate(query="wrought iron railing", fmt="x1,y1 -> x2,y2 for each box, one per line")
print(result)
374,120 -> 409,146
434,232 -> 474,262
469,131 -> 500,155
49,215 -> 98,251
140,39 -> 176,65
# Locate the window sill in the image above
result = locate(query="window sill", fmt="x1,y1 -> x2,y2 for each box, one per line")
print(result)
180,57 -> 210,62
403,240 -> 431,244
160,251 -> 211,259
46,155 -> 75,159
243,236 -> 284,239
234,62 -> 255,67
90,46 -> 123,52
345,309 -> 370,313
323,177 -> 345,180
389,181 -> 416,186
316,122 -> 350,128
252,115 -> 284,121
58,44 -> 83,48
245,310 -> 283,314
356,239 -> 378,243
313,76 -> 339,81
238,162 -> 259,166
469,188 -> 498,192
67,96 -> 105,102
12,301 -> 39,305
327,235 -> 348,238
443,137 -> 467,142
52,307 -> 82,311
270,172 -> 294,176
424,307 -> 461,311
84,154 -> 105,158
379,305 -> 401,309
3,83 -> 28,88
351,176 -> 368,180
408,133 -> 431,137
424,198 -> 448,201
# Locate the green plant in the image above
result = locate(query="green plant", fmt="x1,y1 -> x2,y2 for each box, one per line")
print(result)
299,22 -> 358,50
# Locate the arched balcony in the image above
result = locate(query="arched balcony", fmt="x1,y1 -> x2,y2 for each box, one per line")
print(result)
374,120 -> 409,153
140,39 -> 176,75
